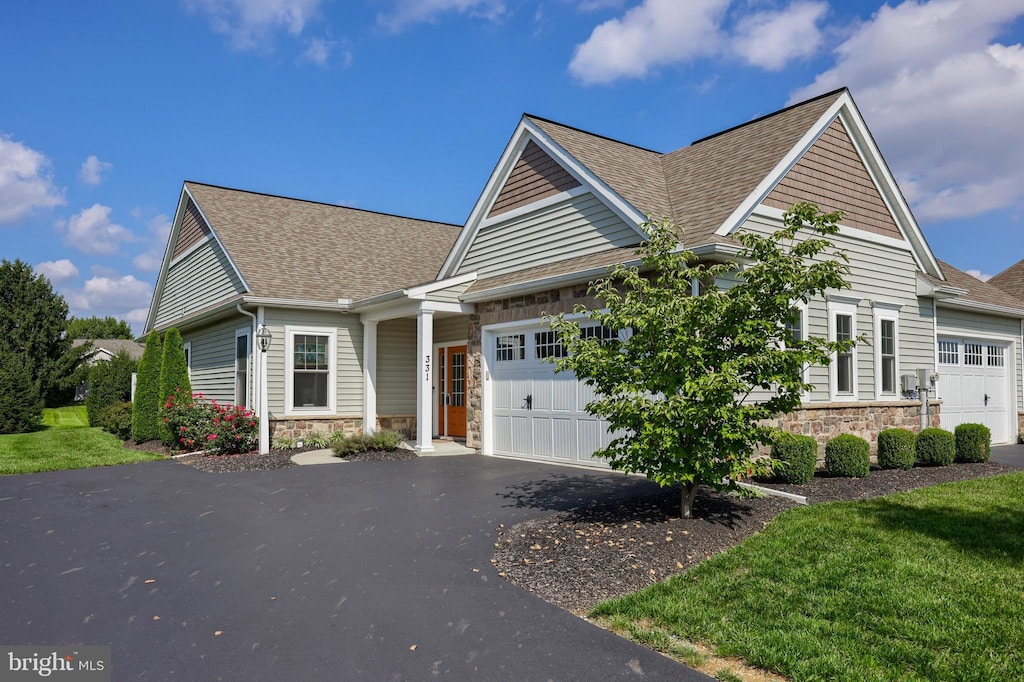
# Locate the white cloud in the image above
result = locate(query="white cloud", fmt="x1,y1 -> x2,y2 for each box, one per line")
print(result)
378,0 -> 506,33
569,0 -> 729,84
35,259 -> 80,284
732,2 -> 828,71
185,0 -> 323,49
0,135 -> 65,225
302,36 -> 349,66
64,274 -> 154,317
789,0 -> 1024,222
132,214 -> 173,272
63,204 -> 136,255
964,269 -> 993,282
78,155 -> 113,186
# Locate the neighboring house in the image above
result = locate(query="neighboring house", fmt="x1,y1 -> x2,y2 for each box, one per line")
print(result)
71,338 -> 146,401
989,259 -> 1024,303
145,87 -> 1024,462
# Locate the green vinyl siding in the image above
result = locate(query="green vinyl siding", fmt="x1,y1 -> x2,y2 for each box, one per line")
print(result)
154,239 -> 245,328
377,319 -> 416,415
938,307 -> 1024,410
434,316 -> 470,344
425,281 -> 472,304
183,317 -> 247,406
263,308 -> 363,417
456,192 -> 640,278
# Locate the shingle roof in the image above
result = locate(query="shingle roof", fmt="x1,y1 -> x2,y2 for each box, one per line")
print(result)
526,89 -> 845,248
185,183 -> 462,303
988,259 -> 1024,303
72,338 -> 145,360
935,260 -> 1024,312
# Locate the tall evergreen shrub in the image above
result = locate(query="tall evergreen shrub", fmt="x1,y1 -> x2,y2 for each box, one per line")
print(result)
158,329 -> 191,446
0,350 -> 42,433
132,331 -> 162,442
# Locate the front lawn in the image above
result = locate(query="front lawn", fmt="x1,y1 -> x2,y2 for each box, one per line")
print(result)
592,473 -> 1024,682
0,407 -> 164,475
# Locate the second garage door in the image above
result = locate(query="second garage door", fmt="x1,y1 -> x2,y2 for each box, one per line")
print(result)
936,337 -> 1011,443
489,325 -> 612,467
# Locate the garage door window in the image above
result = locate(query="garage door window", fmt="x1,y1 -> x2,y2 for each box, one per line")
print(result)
535,331 -> 566,359
964,343 -> 983,366
496,334 -> 525,362
988,345 -> 1004,367
938,340 -> 958,365
582,325 -> 619,344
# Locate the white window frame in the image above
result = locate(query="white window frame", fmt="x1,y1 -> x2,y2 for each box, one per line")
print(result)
828,297 -> 859,401
234,327 -> 251,409
284,325 -> 337,417
785,301 -> 810,398
872,304 -> 900,398
183,341 -> 192,379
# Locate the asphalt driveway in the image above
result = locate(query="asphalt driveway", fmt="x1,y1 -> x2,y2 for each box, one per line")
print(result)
0,456 -> 709,680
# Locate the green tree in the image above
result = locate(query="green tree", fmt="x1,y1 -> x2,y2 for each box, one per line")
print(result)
548,203 -> 854,518
0,259 -> 74,405
158,328 -> 191,445
132,331 -> 163,442
0,349 -> 42,433
67,316 -> 134,340
85,350 -> 138,426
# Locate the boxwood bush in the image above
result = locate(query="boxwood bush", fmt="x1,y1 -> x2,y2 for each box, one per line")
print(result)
915,427 -> 955,466
769,432 -> 818,484
954,423 -> 991,463
877,428 -> 917,470
824,434 -> 870,478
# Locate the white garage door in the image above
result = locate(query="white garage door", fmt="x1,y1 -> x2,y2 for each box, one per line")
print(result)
489,326 -> 612,467
936,337 -> 1010,443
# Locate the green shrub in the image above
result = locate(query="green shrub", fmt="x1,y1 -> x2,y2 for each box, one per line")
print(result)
161,389 -> 257,454
272,435 -> 295,450
916,428 -> 955,466
0,350 -> 42,433
302,431 -> 331,449
769,432 -> 818,484
158,329 -> 191,445
877,428 -> 917,470
162,389 -> 213,451
824,434 -> 870,478
85,350 -> 137,426
365,430 -> 404,451
954,423 -> 991,463
332,434 -> 367,457
96,401 -> 133,440
132,331 -> 162,442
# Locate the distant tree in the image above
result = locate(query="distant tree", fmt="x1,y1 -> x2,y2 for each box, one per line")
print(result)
158,328 -> 191,445
67,316 -> 134,340
85,350 -> 137,426
548,204 -> 853,519
0,349 -> 42,433
0,259 -> 74,405
132,331 -> 163,442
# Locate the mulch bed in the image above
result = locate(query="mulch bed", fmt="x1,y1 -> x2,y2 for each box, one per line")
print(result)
494,461 -> 1018,615
175,446 -> 418,472
342,449 -> 418,462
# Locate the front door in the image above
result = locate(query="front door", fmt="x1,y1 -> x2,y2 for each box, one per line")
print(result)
438,345 -> 467,438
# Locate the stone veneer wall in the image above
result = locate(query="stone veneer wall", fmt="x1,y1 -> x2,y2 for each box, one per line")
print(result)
466,284 -> 602,449
761,400 -> 942,456
1017,411 -> 1024,443
269,415 -> 417,441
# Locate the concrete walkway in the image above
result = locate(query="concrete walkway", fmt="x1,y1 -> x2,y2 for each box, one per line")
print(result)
992,442 -> 1024,468
290,449 -> 343,465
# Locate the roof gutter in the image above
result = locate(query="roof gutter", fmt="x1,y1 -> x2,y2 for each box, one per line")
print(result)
936,298 -> 1024,319
242,296 -> 353,313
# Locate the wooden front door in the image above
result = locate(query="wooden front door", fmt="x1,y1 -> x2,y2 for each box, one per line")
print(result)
437,345 -> 467,438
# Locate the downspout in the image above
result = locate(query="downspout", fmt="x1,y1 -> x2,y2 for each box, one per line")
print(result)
236,303 -> 267,454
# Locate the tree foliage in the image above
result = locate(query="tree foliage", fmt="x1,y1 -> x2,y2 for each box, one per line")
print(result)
0,349 -> 42,433
67,316 -> 134,340
85,350 -> 138,427
158,328 -> 191,445
548,203 -> 854,518
0,259 -> 75,405
132,331 -> 163,442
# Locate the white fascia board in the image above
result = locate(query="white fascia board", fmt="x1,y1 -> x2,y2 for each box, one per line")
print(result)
144,187 -> 190,333
475,186 -> 589,231
420,301 -> 473,315
183,185 -> 252,293
751,205 -> 913,252
357,300 -> 424,323
151,295 -> 245,333
242,296 -> 352,312
404,272 -> 478,299
936,298 -> 1024,319
461,261 -> 638,303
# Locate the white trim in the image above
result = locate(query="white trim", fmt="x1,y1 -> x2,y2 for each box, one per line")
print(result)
477,185 -> 589,230
144,188 -> 189,333
243,296 -> 352,312
363,319 -> 378,435
234,327 -> 252,409
284,325 -> 337,417
751,205 -> 912,252
167,235 -> 212,268
828,298 -> 859,401
415,309 -> 435,453
937,299 -> 1024,319
182,341 -> 192,380
403,272 -> 478,299
872,305 -> 900,399
257,306 -> 269,454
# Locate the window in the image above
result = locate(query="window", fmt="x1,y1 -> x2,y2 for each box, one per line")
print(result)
784,306 -> 805,345
828,298 -> 859,401
183,341 -> 192,378
964,343 -> 983,366
235,329 -> 250,408
534,331 -> 565,359
879,319 -> 896,394
938,340 -> 958,365
873,306 -> 899,397
495,334 -> 525,362
285,327 -> 336,414
987,345 -> 1005,367
581,325 -> 618,344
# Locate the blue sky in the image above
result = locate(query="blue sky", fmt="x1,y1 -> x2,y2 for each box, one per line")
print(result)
2,0 -> 1022,333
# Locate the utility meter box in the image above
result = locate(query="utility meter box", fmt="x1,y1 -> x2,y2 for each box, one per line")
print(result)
917,368 -> 930,390
901,374 -> 918,392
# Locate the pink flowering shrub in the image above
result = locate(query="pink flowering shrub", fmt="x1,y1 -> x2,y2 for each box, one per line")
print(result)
161,388 -> 258,454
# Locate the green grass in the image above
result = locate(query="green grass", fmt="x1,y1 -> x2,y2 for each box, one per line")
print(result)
0,406 -> 163,475
593,473 -> 1024,681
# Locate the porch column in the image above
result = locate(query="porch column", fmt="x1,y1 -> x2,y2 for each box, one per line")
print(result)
362,319 -> 378,435
257,306 -> 269,454
415,307 -> 435,453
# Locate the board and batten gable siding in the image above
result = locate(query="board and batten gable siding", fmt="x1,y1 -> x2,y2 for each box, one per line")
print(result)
938,307 -> 1024,410
182,317 -> 247,406
264,308 -> 363,417
377,319 -> 417,415
154,239 -> 246,328
743,212 -> 935,402
457,192 -> 641,280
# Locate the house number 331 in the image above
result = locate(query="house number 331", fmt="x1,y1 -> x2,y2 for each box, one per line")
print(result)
424,354 -> 431,379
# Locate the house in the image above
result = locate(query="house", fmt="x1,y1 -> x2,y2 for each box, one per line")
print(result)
71,338 -> 146,401
145,88 -> 1024,461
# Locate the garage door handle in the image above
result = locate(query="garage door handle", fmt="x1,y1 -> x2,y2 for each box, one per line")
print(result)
524,394 -> 532,410
984,394 -> 990,406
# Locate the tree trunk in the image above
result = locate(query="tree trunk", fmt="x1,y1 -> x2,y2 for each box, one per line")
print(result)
680,480 -> 699,519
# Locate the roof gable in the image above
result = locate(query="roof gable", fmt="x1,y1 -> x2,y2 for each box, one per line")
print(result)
989,259 -> 1024,303
488,140 -> 580,218
173,198 -> 213,259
